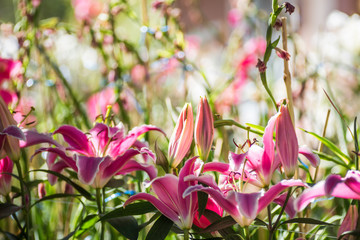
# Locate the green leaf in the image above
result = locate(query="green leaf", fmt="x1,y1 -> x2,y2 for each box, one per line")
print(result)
145,215 -> 173,240
254,218 -> 268,227
198,191 -> 208,218
74,214 -> 99,238
107,216 -> 139,240
313,151 -> 349,168
154,141 -> 169,172
31,169 -> 95,201
202,210 -> 236,237
30,193 -> 81,209
279,217 -> 334,227
270,36 -> 281,48
301,129 -> 351,165
99,201 -> 156,221
200,215 -> 237,233
0,203 -> 21,219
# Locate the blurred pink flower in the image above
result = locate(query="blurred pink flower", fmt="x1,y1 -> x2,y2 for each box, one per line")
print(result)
0,90 -> 18,106
73,0 -> 103,22
87,87 -> 119,121
32,0 -> 41,8
131,64 -> 146,86
338,205 -> 358,240
0,157 -> 13,196
0,58 -> 22,83
228,9 -> 242,28
38,183 -> 46,199
215,38 -> 266,114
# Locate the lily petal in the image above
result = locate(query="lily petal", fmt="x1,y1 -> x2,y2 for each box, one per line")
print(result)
54,125 -> 92,155
2,125 -> 25,140
76,155 -> 107,185
20,130 -> 61,148
299,145 -> 320,167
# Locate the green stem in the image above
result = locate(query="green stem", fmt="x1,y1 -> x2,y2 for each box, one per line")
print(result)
15,161 -> 29,240
96,188 -> 104,240
245,226 -> 250,240
183,228 -> 189,240
6,195 -> 24,236
269,187 -> 292,239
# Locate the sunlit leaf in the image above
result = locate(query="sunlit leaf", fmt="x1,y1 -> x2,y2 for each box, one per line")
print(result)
145,215 -> 173,240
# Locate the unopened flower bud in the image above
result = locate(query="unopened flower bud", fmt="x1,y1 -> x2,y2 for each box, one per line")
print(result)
0,157 -> 13,196
275,47 -> 291,61
168,103 -> 194,168
38,183 -> 46,199
0,96 -> 25,161
195,97 -> 214,161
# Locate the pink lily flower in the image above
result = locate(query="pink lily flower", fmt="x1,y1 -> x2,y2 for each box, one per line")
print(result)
296,170 -> 360,211
184,176 -> 306,227
30,123 -> 164,188
168,103 -> 194,168
0,58 -> 22,83
276,104 -> 298,178
0,156 -> 13,196
193,196 -> 223,229
0,96 -> 25,161
195,97 -> 214,161
124,157 -> 202,230
338,205 -> 358,240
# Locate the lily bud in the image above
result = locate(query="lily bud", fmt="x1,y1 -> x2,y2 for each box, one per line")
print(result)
38,183 -> 46,199
195,97 -> 214,161
0,157 -> 13,196
0,96 -> 25,161
168,103 -> 194,168
276,103 -> 298,178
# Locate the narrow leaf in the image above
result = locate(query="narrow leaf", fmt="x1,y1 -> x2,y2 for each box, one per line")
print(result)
198,191 -> 208,218
0,203 -> 21,219
145,215 -> 173,240
31,169 -> 94,201
30,194 -> 81,209
313,151 -> 349,168
214,120 -> 263,136
271,36 -> 281,48
338,230 -> 360,240
200,216 -> 237,233
279,217 -> 334,226
99,201 -> 156,221
74,214 -> 99,238
301,129 -> 351,165
107,216 -> 139,240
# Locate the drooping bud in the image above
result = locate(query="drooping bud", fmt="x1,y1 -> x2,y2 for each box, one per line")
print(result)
38,183 -> 46,199
168,103 -> 194,168
276,103 -> 298,178
195,97 -> 214,161
256,59 -> 267,73
0,157 -> 13,196
0,96 -> 25,161
284,2 -> 295,15
275,47 -> 291,61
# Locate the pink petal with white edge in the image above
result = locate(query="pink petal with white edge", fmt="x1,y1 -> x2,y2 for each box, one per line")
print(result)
54,125 -> 92,155
124,193 -> 180,226
20,130 -> 61,148
2,125 -> 25,140
258,179 -> 306,213
298,145 -> 320,167
234,191 -> 261,219
116,160 -> 157,180
76,155 -> 107,186
261,112 -> 280,183
229,152 -> 247,171
32,147 -> 77,170
184,174 -> 220,191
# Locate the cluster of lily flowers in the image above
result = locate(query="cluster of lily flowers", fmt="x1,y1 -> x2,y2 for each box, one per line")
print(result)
1,90 -> 360,238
